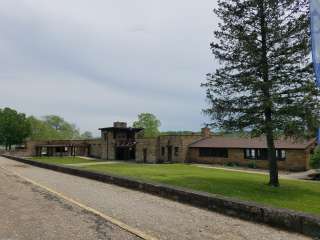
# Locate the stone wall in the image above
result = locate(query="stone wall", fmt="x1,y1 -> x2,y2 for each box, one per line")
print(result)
188,148 -> 309,171
135,134 -> 206,164
25,141 -> 39,156
158,135 -> 183,162
157,135 -> 204,163
285,148 -> 311,171
87,139 -> 102,159
101,131 -> 116,160
181,135 -> 205,162
136,138 -> 159,163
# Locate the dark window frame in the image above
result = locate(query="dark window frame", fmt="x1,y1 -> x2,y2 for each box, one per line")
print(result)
174,147 -> 179,156
161,147 -> 165,156
55,146 -> 68,153
244,148 -> 286,161
199,148 -> 228,158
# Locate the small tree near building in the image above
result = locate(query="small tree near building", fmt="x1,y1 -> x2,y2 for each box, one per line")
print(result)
133,113 -> 161,138
80,131 -> 93,139
28,115 -> 82,140
28,116 -> 56,141
43,115 -> 80,140
202,0 -> 320,186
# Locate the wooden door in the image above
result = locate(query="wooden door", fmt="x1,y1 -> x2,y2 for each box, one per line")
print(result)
167,146 -> 172,162
143,148 -> 147,163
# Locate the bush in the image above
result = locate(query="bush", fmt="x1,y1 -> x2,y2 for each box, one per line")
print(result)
247,161 -> 257,169
225,162 -> 239,167
310,147 -> 320,169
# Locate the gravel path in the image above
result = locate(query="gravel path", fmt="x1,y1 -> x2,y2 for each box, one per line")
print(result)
0,156 -> 310,240
0,165 -> 140,240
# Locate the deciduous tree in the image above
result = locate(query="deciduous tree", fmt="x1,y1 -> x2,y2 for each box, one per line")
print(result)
28,115 -> 81,140
133,113 -> 161,138
80,131 -> 93,139
0,108 -> 31,149
43,115 -> 80,140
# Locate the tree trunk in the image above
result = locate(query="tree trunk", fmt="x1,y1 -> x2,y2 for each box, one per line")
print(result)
265,110 -> 279,187
258,1 -> 279,187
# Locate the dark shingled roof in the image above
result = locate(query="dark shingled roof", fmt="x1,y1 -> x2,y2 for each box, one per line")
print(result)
189,136 -> 316,150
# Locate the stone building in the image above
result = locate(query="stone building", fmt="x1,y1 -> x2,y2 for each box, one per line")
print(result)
25,122 -> 316,171
135,131 -> 207,164
188,136 -> 316,171
26,139 -> 93,157
99,122 -> 143,161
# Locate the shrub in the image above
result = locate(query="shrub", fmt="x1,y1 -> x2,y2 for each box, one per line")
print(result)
225,162 -> 239,167
247,161 -> 257,169
310,147 -> 320,169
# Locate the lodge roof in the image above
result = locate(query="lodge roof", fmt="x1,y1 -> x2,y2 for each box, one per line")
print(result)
189,136 -> 316,150
36,144 -> 88,147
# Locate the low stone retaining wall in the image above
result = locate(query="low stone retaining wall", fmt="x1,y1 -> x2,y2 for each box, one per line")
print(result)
2,154 -> 319,238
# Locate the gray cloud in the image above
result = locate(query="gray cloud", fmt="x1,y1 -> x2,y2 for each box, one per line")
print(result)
0,0 -> 219,135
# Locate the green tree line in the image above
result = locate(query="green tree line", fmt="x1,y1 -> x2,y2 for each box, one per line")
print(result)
0,107 -> 93,149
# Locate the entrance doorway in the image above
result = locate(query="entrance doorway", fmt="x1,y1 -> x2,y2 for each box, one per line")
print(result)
143,148 -> 147,163
116,147 -> 134,161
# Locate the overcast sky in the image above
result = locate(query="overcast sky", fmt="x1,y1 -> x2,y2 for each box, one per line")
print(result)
0,0 -> 219,135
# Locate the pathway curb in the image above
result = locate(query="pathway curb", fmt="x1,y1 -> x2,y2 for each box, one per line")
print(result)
2,154 -> 319,238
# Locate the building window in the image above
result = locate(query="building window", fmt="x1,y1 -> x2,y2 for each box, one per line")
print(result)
244,149 -> 256,159
55,147 -> 68,153
161,147 -> 165,156
276,149 -> 286,161
256,149 -> 268,160
174,147 -> 179,156
143,148 -> 147,163
199,148 -> 228,158
244,149 -> 286,161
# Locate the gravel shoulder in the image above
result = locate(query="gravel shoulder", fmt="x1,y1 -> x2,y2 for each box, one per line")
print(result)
0,156 -> 310,240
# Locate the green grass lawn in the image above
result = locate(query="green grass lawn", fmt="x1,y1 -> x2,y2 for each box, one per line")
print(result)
31,156 -> 98,165
79,163 -> 320,215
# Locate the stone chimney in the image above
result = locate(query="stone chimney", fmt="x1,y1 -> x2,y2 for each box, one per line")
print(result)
113,122 -> 127,128
201,127 -> 211,137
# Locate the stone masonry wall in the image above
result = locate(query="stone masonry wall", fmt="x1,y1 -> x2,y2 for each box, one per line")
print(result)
285,149 -> 310,171
87,139 -> 102,159
188,148 -> 310,171
136,138 -> 159,163
101,131 -> 116,160
157,135 -> 204,163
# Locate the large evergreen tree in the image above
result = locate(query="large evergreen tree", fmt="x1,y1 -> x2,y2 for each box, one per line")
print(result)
202,0 -> 320,186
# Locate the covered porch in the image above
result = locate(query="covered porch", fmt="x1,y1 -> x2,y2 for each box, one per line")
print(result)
35,144 -> 89,157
